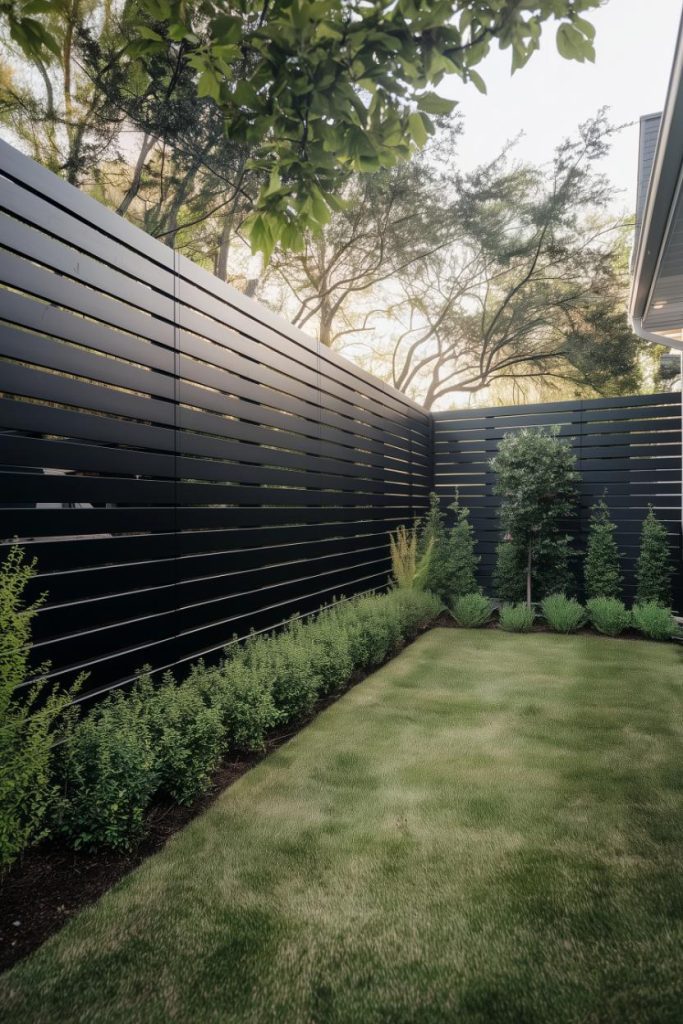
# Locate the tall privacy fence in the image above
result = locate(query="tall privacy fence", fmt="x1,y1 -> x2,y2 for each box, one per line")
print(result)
433,393 -> 683,611
0,141 -> 431,704
0,142 -> 682,704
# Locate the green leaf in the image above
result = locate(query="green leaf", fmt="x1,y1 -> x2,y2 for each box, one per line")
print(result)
197,70 -> 221,102
467,69 -> 486,95
408,111 -> 428,148
416,91 -> 457,115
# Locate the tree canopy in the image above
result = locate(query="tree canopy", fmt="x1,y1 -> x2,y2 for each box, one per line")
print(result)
1,0 -> 600,256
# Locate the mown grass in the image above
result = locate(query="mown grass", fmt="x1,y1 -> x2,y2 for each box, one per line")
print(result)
2,629 -> 682,1023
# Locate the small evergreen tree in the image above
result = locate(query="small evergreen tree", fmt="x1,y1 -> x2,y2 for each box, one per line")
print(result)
445,492 -> 480,600
635,506 -> 673,606
420,493 -> 451,602
584,496 -> 622,600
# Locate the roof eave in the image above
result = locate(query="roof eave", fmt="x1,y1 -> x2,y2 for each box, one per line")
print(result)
629,8 -> 683,327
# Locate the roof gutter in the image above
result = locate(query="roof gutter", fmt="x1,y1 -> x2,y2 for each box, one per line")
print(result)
629,7 -> 683,327
630,315 -> 683,354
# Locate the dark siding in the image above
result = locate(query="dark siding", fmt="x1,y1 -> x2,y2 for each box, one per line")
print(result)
433,394 -> 683,611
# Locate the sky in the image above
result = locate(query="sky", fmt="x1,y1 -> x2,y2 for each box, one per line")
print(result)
443,0 -> 682,214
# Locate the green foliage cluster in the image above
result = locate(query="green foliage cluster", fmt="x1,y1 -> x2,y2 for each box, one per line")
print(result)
390,522 -> 432,590
540,594 -> 586,634
635,506 -> 673,606
586,597 -> 631,637
0,2 -> 600,257
632,603 -> 678,642
14,581 -> 440,855
491,428 -> 579,607
451,593 -> 492,628
498,603 -> 536,633
419,492 -> 480,604
584,497 -> 622,599
0,546 -> 77,871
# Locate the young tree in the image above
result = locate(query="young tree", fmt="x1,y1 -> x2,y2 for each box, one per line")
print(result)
2,1 -> 600,257
446,492 -> 480,599
584,496 -> 622,600
491,428 -> 579,608
635,506 -> 673,607
419,492 -> 451,602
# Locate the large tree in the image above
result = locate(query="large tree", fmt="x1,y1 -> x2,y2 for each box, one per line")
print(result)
348,116 -> 642,405
1,0 -> 600,256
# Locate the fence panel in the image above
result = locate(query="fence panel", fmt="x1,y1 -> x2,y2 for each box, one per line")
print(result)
0,141 -> 430,702
433,393 -> 683,610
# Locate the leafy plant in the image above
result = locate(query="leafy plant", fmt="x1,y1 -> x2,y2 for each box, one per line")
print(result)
189,659 -> 278,753
139,673 -> 225,806
498,603 -> 536,633
632,603 -> 678,642
635,506 -> 673,606
53,692 -> 158,852
0,544 -> 77,871
541,594 -> 587,634
491,427 -> 579,607
389,522 -> 432,591
586,597 -> 631,637
445,492 -> 480,601
493,540 -> 526,604
584,496 -> 622,599
451,593 -> 492,628
36,0 -> 598,259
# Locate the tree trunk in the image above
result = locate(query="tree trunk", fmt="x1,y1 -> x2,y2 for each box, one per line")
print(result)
526,544 -> 532,610
117,134 -> 156,216
215,213 -> 232,280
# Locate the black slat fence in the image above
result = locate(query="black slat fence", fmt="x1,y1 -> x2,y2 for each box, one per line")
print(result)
0,141 -> 431,703
433,393 -> 683,611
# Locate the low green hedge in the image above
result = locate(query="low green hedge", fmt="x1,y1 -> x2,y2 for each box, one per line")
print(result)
47,588 -> 441,854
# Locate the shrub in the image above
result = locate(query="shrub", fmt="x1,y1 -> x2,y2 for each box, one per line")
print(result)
236,622 -> 320,724
445,492 -> 480,601
389,523 -> 432,590
53,692 -> 158,852
498,603 -> 536,633
632,602 -> 678,642
0,545 -> 77,871
635,506 -> 673,606
586,597 -> 631,637
303,609 -> 355,695
541,594 -> 587,634
584,496 -> 622,600
189,659 -> 278,752
389,588 -> 442,640
451,592 -> 492,628
493,540 -> 526,604
139,673 -> 225,805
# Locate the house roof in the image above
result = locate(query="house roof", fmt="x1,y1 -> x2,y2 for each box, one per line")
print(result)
629,8 -> 683,350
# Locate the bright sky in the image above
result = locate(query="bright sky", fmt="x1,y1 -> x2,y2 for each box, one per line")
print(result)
444,0 -> 682,214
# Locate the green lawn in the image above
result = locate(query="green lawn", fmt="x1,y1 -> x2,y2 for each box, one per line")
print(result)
2,629 -> 682,1024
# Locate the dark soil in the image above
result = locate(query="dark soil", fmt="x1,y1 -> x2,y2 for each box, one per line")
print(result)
0,625 -> 435,974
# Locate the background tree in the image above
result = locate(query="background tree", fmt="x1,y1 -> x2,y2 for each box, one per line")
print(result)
356,116 -> 643,405
635,506 -> 673,607
584,496 -> 622,600
491,428 -> 579,608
